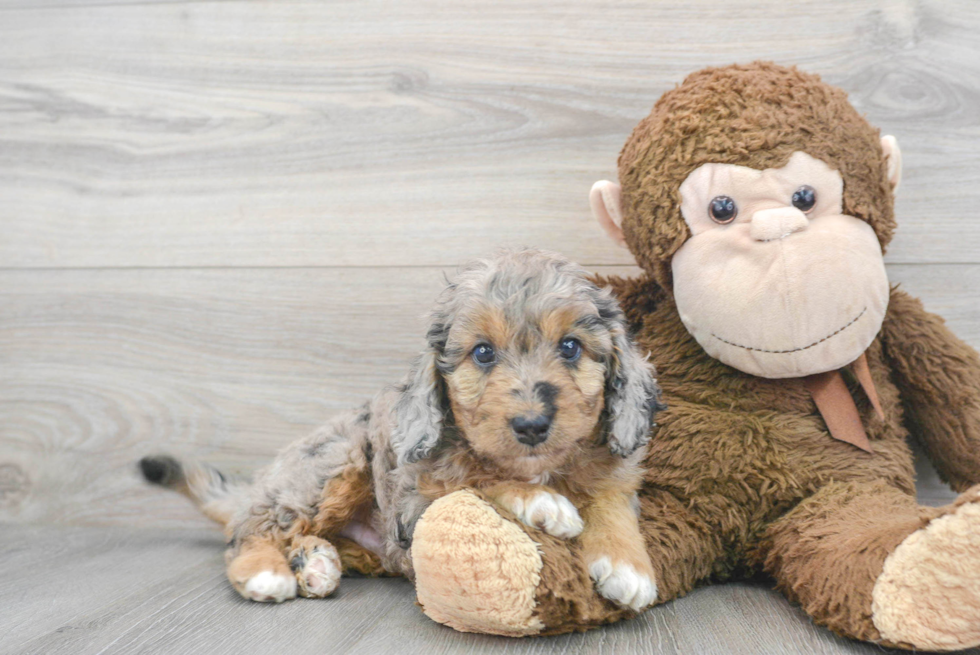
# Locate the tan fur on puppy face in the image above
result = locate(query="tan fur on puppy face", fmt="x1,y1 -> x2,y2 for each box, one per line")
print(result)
445,303 -> 610,479
382,250 -> 665,605
393,249 -> 663,471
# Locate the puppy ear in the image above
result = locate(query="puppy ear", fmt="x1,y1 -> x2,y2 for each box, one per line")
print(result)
393,324 -> 449,465
600,299 -> 666,456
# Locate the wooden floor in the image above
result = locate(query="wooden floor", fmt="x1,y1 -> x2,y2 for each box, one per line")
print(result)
3,488 -> 977,655
3,524 -> 894,655
2,464 -> 977,655
2,0 -> 980,652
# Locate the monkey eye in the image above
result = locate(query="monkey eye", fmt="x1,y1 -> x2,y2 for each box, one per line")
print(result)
472,343 -> 496,366
558,338 -> 582,362
791,185 -> 817,213
708,196 -> 738,224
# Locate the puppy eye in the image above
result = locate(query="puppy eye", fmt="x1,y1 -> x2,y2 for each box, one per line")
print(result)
708,196 -> 737,224
791,185 -> 817,213
559,338 -> 582,362
472,343 -> 496,366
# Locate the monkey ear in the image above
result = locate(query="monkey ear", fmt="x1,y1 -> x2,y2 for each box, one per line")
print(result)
881,135 -> 902,195
590,180 -> 628,247
392,347 -> 446,465
601,304 -> 666,456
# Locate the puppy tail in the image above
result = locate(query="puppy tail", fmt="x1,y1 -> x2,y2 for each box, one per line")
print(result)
138,455 -> 245,527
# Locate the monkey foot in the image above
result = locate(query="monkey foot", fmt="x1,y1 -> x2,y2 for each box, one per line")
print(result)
411,490 -> 545,636
872,486 -> 980,651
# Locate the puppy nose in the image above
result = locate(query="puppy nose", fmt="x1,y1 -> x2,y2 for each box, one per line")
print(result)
511,414 -> 552,446
750,206 -> 808,241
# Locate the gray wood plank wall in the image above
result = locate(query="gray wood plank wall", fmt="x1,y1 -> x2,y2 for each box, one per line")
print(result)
2,0 -> 979,530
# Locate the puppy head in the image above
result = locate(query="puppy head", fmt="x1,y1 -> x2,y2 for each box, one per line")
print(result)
393,249 -> 664,478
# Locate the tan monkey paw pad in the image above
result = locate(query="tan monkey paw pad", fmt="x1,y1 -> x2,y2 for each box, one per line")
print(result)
411,490 -> 545,636
872,494 -> 980,651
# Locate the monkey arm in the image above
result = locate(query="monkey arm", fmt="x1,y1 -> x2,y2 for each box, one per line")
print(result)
880,287 -> 980,491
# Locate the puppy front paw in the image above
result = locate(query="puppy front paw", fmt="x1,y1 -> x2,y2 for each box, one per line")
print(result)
502,491 -> 584,539
588,556 -> 658,611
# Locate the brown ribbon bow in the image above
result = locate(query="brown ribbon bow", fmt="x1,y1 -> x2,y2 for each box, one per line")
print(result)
801,353 -> 884,454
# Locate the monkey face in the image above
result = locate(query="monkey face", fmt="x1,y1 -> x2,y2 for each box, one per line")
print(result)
671,152 -> 890,378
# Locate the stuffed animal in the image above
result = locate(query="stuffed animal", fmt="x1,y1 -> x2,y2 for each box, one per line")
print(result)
406,62 -> 980,650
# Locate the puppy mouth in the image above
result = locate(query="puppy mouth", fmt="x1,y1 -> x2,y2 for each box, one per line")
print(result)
515,450 -> 553,462
511,453 -> 560,481
513,442 -> 573,468
710,307 -> 867,355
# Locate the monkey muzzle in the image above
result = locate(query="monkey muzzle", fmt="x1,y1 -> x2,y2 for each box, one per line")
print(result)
671,213 -> 889,379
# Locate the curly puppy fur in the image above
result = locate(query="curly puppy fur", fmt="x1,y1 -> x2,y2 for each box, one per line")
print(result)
141,249 -> 664,604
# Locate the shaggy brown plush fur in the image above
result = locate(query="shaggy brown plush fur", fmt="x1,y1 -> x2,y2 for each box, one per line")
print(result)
619,62 -> 895,290
409,62 -> 980,649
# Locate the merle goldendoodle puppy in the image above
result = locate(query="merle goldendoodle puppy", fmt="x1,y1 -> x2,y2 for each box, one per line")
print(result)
141,248 -> 664,610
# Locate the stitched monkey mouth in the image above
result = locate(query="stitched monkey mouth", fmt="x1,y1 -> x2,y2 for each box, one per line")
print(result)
710,307 -> 867,354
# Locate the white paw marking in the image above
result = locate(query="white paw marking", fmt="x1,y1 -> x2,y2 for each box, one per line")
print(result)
244,570 -> 297,603
589,556 -> 658,611
506,492 -> 583,539
298,546 -> 342,598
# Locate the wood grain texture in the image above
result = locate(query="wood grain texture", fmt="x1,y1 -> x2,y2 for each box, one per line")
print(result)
0,265 -> 634,527
0,0 -> 978,268
1,2 -> 979,651
0,264 -> 974,527
4,524 -> 976,655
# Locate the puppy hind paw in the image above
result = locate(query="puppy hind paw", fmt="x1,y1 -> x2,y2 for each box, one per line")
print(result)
289,541 -> 342,598
509,492 -> 584,539
243,570 -> 298,603
589,557 -> 658,611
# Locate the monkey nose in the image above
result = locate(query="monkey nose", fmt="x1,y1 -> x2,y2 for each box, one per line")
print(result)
511,413 -> 552,447
749,207 -> 809,242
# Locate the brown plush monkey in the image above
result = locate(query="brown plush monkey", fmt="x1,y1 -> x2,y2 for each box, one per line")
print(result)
407,62 -> 980,650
